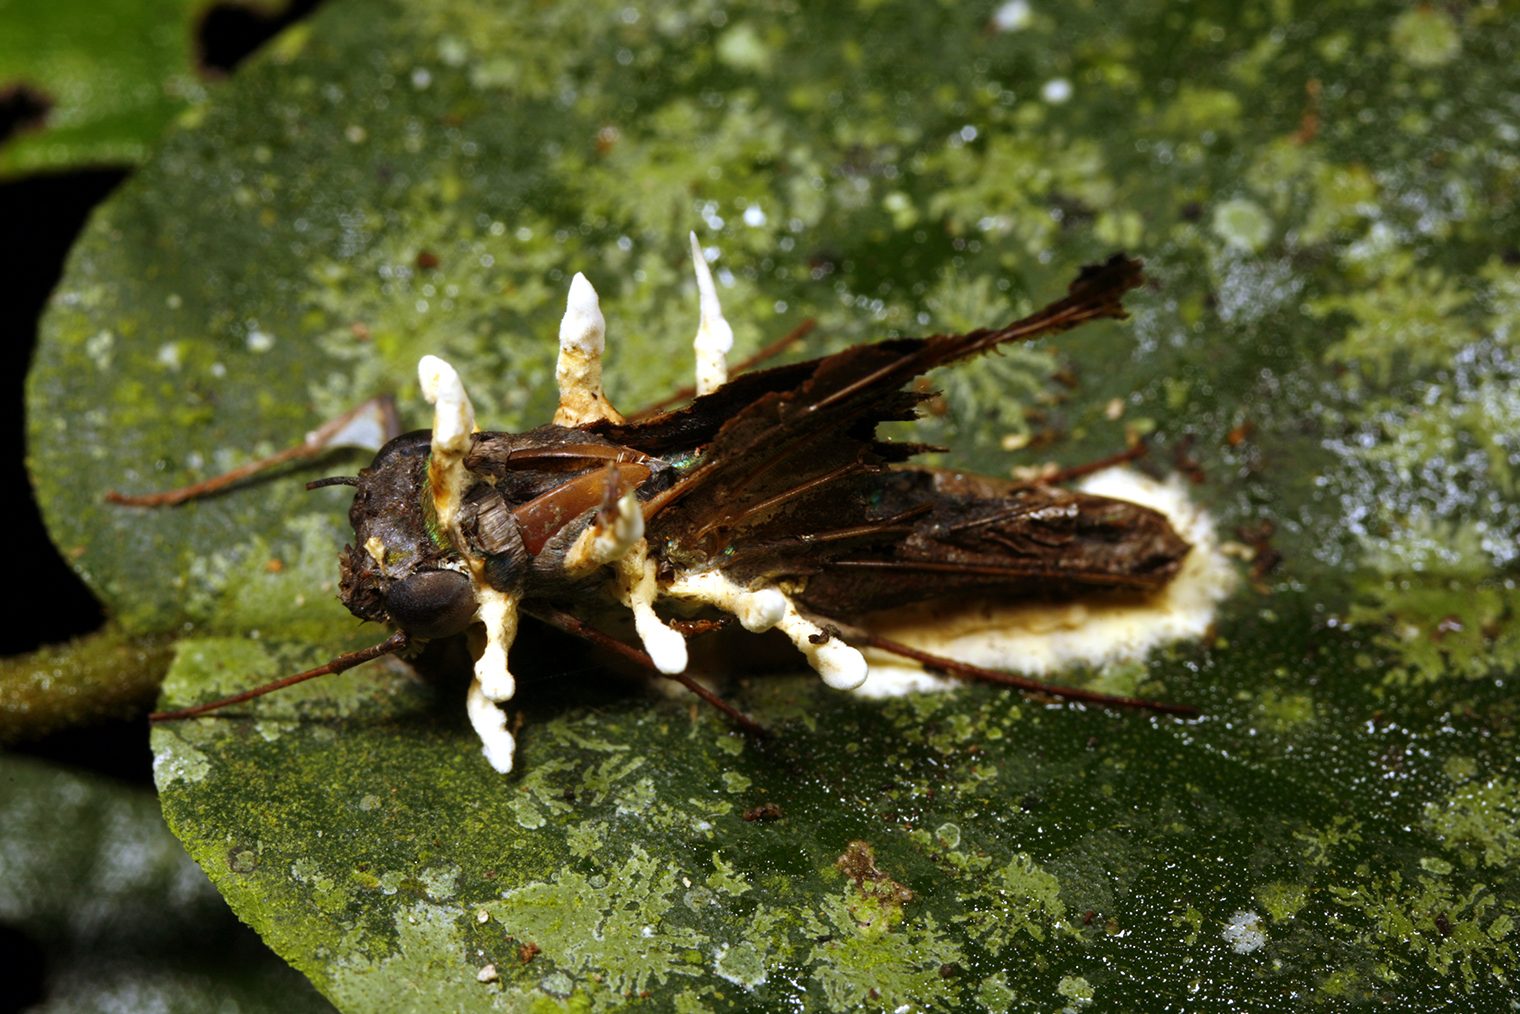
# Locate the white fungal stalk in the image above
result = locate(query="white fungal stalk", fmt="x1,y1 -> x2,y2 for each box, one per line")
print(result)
617,543 -> 689,674
554,272 -> 624,426
472,586 -> 520,704
690,232 -> 735,397
422,354 -> 525,772
419,355 -> 477,540
664,569 -> 868,689
466,678 -> 516,774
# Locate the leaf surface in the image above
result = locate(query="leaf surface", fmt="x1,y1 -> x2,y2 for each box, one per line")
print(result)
26,0 -> 1520,1008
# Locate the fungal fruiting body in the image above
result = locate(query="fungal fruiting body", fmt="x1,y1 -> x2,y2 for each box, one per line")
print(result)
330,241 -> 1199,773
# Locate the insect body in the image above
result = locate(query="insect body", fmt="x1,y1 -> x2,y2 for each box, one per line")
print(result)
146,240 -> 1192,773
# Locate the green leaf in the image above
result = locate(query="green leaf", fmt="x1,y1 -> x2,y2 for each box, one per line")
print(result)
26,0 -> 1520,1009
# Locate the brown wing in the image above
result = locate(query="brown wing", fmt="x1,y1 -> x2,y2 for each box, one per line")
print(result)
786,468 -> 1189,616
593,254 -> 1168,608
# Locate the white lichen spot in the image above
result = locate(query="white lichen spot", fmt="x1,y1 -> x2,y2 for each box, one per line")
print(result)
713,941 -> 769,988
1222,910 -> 1267,953
255,719 -> 292,742
512,793 -> 546,830
1390,6 -> 1461,68
151,734 -> 210,787
857,468 -> 1235,695
715,21 -> 769,71
359,793 -> 381,811
476,963 -> 499,984
419,864 -> 460,900
246,329 -> 275,353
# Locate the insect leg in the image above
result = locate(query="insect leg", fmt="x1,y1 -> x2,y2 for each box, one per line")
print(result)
833,624 -> 1197,717
1024,442 -> 1151,487
105,396 -> 401,506
522,603 -> 766,739
148,629 -> 411,721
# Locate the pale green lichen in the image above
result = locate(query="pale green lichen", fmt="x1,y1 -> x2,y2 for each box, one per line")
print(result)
1422,778 -> 1520,869
957,852 -> 1069,955
1255,881 -> 1309,923
488,851 -> 707,998
802,901 -> 962,1011
710,942 -> 767,989
1057,974 -> 1095,1005
149,729 -> 211,787
1350,581 -> 1520,688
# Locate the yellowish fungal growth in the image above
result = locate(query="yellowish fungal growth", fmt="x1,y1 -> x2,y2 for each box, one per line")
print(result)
854,467 -> 1235,697
418,355 -> 476,542
553,272 -> 624,427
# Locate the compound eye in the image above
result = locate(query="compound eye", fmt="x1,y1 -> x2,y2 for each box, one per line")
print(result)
382,570 -> 477,639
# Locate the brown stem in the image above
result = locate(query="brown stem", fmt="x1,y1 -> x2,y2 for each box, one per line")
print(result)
838,627 -> 1197,717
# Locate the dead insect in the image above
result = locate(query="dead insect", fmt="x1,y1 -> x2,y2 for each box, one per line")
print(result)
124,239 -> 1198,773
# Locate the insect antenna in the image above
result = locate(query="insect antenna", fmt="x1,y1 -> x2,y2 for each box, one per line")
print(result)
306,475 -> 361,490
834,625 -> 1198,717
149,630 -> 411,722
522,603 -> 768,739
105,396 -> 400,506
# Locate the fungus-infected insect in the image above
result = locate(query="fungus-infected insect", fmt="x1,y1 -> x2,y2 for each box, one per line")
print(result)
125,240 -> 1212,773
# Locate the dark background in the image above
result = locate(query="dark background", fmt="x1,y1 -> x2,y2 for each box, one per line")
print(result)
2,1 -> 328,786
